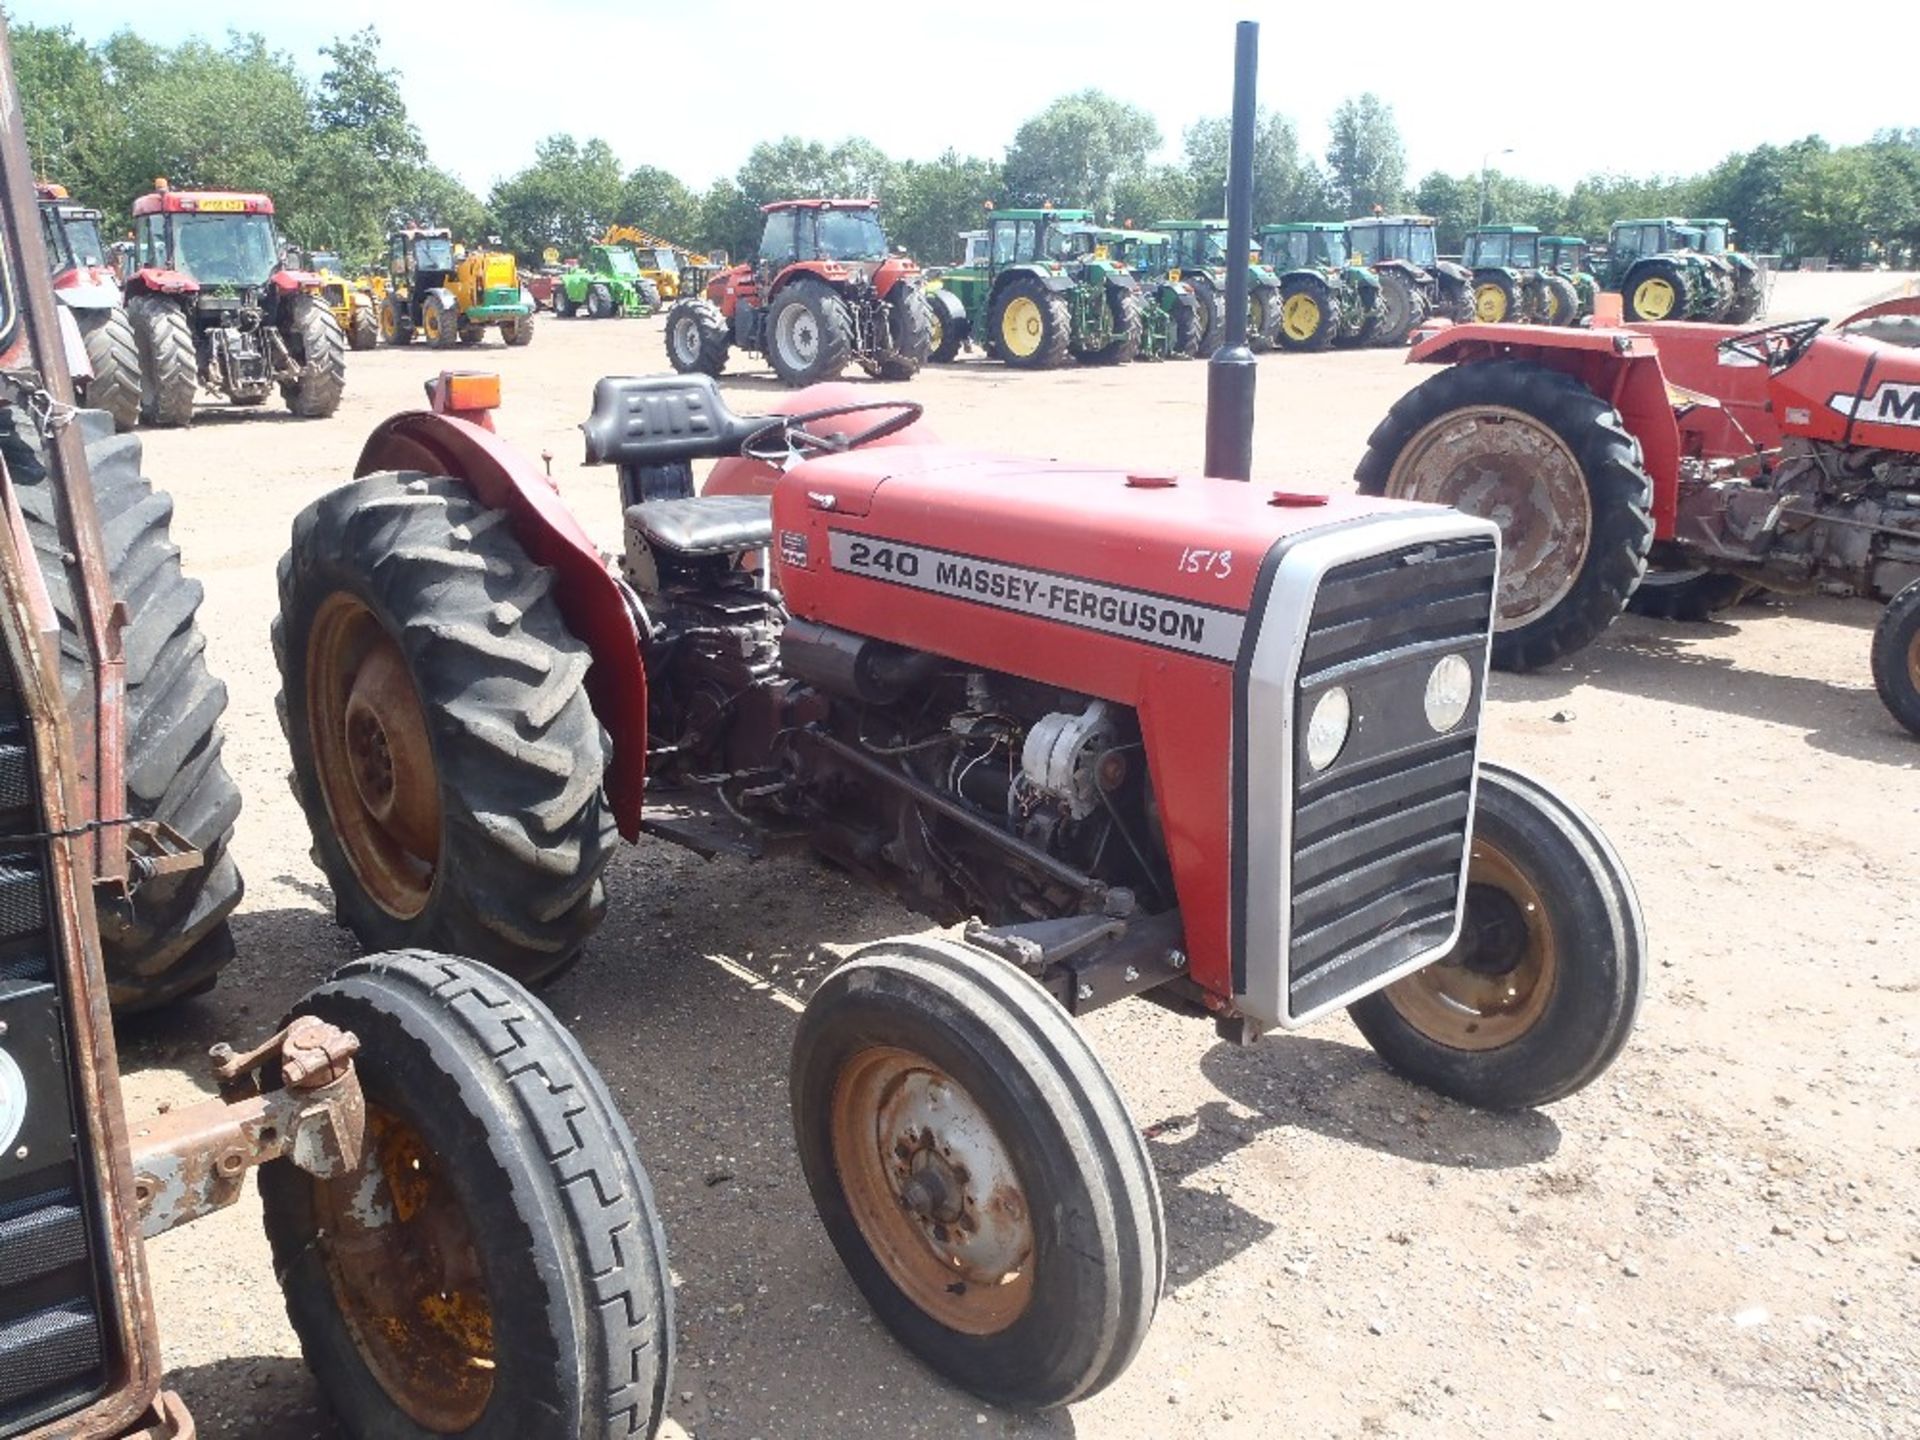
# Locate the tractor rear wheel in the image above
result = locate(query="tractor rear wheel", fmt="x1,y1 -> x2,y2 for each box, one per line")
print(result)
766,279 -> 855,386
587,282 -> 615,319
1725,276 -> 1765,326
261,950 -> 673,1439
1538,273 -> 1580,327
1276,278 -> 1336,352
1248,283 -> 1281,351
1356,358 -> 1654,671
1443,279 -> 1476,324
126,295 -> 196,428
422,292 -> 461,349
927,288 -> 969,363
1871,579 -> 1920,738
281,294 -> 347,419
1348,763 -> 1643,1110
1623,260 -> 1689,323
1371,270 -> 1417,347
0,411 -> 243,1011
878,285 -> 933,380
665,298 -> 730,375
1189,281 -> 1226,357
379,296 -> 414,345
554,287 -> 577,318
348,304 -> 379,352
274,471 -> 615,982
1086,286 -> 1142,365
74,306 -> 141,432
1473,273 -> 1519,323
989,276 -> 1069,369
1171,294 -> 1201,356
792,937 -> 1163,1408
500,312 -> 535,347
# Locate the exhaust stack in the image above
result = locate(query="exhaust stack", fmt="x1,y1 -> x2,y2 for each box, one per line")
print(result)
1204,20 -> 1259,482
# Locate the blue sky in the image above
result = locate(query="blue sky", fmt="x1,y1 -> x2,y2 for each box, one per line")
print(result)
15,1 -> 1910,196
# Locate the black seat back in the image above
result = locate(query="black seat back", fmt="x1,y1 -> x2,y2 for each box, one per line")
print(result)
581,374 -> 773,507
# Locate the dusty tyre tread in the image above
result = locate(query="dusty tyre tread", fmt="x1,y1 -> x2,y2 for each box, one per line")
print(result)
1190,281 -> 1225,357
1276,277 -> 1336,352
878,286 -> 932,379
1355,359 -> 1655,672
1086,286 -> 1142,366
1871,581 -> 1920,738
664,298 -> 730,375
274,472 -> 614,981
766,279 -> 854,385
990,277 -> 1070,370
261,950 -> 672,1438
126,295 -> 196,428
75,307 -> 142,432
282,294 -> 347,418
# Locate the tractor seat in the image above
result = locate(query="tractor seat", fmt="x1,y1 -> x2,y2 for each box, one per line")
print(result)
583,374 -> 770,466
625,495 -> 773,556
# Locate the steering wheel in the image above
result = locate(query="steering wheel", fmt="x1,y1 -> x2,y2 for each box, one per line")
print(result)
1719,317 -> 1824,371
740,400 -> 925,466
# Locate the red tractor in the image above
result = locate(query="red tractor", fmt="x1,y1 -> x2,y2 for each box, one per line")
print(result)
1359,301 -> 1920,737
37,182 -> 139,432
663,198 -> 932,386
271,349 -> 1646,1400
120,182 -> 345,426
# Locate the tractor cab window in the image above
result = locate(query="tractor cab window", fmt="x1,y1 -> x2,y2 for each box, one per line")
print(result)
1047,225 -> 1100,262
1508,233 -> 1538,268
310,250 -> 342,274
1313,230 -> 1348,268
1467,232 -> 1508,267
1263,232 -> 1307,270
1671,226 -> 1703,253
413,236 -> 455,272
605,247 -> 641,275
1406,227 -> 1437,266
648,247 -> 679,273
1699,222 -> 1728,253
173,213 -> 279,287
759,209 -> 799,265
1350,226 -> 1383,264
137,214 -> 168,269
815,208 -> 888,262
39,205 -> 71,270
991,219 -> 1037,266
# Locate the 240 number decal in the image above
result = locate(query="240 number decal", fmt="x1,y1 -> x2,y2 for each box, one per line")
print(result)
846,539 -> 921,577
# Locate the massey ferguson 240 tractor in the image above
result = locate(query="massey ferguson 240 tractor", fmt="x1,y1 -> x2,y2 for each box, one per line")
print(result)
0,32 -> 673,1440
36,183 -> 139,432
1361,306 -> 1920,737
664,198 -> 932,386
121,182 -> 346,426
272,25 -> 1645,1408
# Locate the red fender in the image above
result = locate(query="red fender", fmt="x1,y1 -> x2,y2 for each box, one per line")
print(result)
1407,323 -> 1684,538
703,383 -> 942,500
128,267 -> 197,296
1835,292 -> 1920,330
272,269 -> 323,291
355,413 -> 650,840
872,255 -> 920,299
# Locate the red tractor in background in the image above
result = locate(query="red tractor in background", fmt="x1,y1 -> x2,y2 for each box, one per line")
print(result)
1359,299 -> 1920,737
120,182 -> 345,426
664,198 -> 932,386
37,182 -> 139,432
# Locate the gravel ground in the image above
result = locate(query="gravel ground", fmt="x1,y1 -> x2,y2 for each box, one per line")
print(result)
101,270 -> 1919,1439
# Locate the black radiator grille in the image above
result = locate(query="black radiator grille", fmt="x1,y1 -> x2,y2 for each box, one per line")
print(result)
1286,536 -> 1496,1019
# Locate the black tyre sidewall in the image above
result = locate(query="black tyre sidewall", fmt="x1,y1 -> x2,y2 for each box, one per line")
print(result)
1871,580 -> 1920,737
1347,764 -> 1644,1110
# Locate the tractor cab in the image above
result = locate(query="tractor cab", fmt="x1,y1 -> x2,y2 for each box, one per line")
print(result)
1463,225 -> 1542,271
36,182 -> 113,282
131,186 -> 285,293
982,207 -> 1097,274
1259,222 -> 1350,274
1349,215 -> 1441,269
1159,219 -> 1233,277
1539,236 -> 1588,272
391,225 -> 457,287
758,199 -> 891,276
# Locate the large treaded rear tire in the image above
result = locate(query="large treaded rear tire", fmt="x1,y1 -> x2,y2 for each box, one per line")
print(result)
261,950 -> 673,1439
0,411 -> 243,1011
1276,277 -> 1336,352
766,278 -> 854,386
989,276 -> 1070,370
1190,280 -> 1225,357
1371,270 -> 1416,347
274,471 -> 614,982
665,298 -> 731,375
74,306 -> 142,432
348,303 -> 379,352
126,294 -> 196,428
1357,359 -> 1654,671
878,285 -> 933,379
281,294 -> 347,419
1871,579 -> 1920,738
1085,286 -> 1142,365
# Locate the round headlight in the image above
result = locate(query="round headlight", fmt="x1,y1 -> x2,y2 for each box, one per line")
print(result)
0,1048 -> 24,1155
1425,653 -> 1475,733
1305,686 -> 1352,771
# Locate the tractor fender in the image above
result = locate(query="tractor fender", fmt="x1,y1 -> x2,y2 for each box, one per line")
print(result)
994,265 -> 1075,296
1406,324 -> 1682,536
1346,266 -> 1380,295
927,286 -> 968,328
425,285 -> 460,311
1280,267 -> 1331,295
51,276 -> 122,311
273,269 -> 324,291
872,255 -> 921,299
1105,272 -> 1140,293
128,266 -> 197,297
703,383 -> 943,503
354,411 -> 651,840
1433,260 -> 1473,284
1837,292 -> 1920,331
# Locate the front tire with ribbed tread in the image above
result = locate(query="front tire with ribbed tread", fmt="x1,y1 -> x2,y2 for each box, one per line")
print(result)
274,471 -> 614,982
1872,579 -> 1920,738
73,306 -> 142,432
126,294 -> 197,428
0,410 -> 243,1011
664,298 -> 730,375
261,950 -> 673,1439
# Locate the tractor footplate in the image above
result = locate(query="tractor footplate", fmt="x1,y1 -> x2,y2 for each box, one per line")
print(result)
641,791 -> 786,860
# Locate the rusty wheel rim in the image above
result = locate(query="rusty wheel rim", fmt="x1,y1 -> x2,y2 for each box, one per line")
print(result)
830,1045 -> 1034,1336
314,1108 -> 495,1430
306,592 -> 441,919
1386,405 -> 1592,630
1384,836 -> 1557,1052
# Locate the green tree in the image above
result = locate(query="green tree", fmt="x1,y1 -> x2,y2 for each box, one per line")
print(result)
1412,171 -> 1478,251
617,164 -> 702,240
1003,90 -> 1159,215
735,136 -> 891,207
1325,94 -> 1406,217
1184,109 -> 1330,223
115,34 -> 311,198
392,166 -> 488,242
1112,164 -> 1194,232
882,149 -> 1002,264
488,134 -> 624,256
313,28 -> 423,167
698,178 -> 761,262
14,25 -> 116,198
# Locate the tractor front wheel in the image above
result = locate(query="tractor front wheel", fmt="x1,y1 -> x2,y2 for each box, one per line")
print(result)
766,279 -> 854,385
555,287 -> 577,318
1624,261 -> 1689,323
927,288 -> 969,363
587,282 -> 615,319
665,298 -> 731,375
792,937 -> 1163,1408
280,294 -> 347,419
1348,763 -> 1644,1110
1473,272 -> 1519,323
126,295 -> 197,428
500,312 -> 535,347
274,472 -> 615,981
73,306 -> 142,431
1276,279 -> 1336,352
1871,578 -> 1920,738
879,285 -> 933,380
1171,293 -> 1201,356
261,950 -> 672,1439
422,292 -> 461,349
1357,359 -> 1654,671
379,296 -> 414,346
988,277 -> 1070,369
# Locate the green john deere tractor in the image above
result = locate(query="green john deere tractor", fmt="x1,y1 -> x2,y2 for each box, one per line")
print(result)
1257,223 -> 1379,352
922,207 -> 1145,368
1539,235 -> 1599,321
1346,214 -> 1478,336
554,243 -> 660,318
1687,217 -> 1765,323
1463,224 -> 1580,326
1152,218 -> 1284,355
1103,229 -> 1197,358
1604,218 -> 1730,323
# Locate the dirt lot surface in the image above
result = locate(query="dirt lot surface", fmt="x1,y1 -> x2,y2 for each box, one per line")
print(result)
111,271 -> 1918,1439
